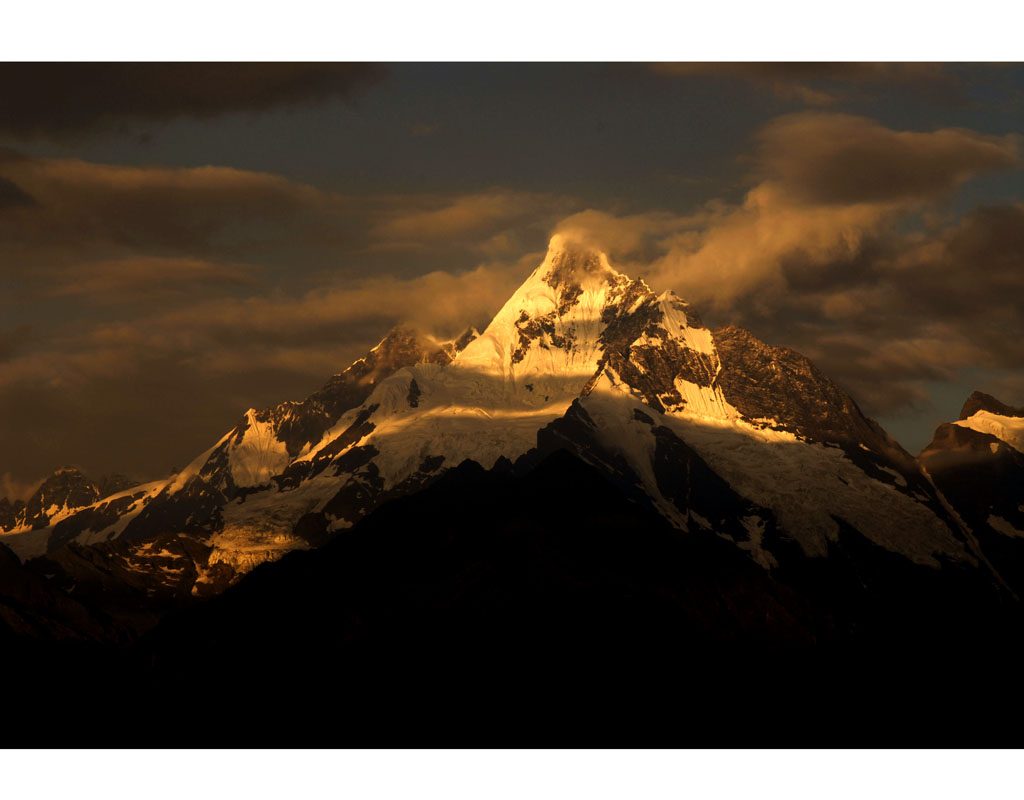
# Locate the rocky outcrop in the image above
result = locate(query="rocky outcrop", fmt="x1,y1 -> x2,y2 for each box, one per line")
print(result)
713,326 -> 906,457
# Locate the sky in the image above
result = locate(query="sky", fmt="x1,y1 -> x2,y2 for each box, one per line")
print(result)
1,62 -> 1023,498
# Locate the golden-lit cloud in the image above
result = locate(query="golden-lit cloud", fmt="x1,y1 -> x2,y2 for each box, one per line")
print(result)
371,190 -> 574,245
548,113 -> 1021,313
752,112 -> 1019,204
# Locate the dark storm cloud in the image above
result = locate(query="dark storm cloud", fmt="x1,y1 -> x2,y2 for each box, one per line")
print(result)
0,63 -> 385,140
0,175 -> 34,209
753,112 -> 1019,205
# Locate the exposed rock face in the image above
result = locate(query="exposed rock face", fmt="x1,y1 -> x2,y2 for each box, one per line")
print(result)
960,391 -> 1024,421
713,326 -> 907,459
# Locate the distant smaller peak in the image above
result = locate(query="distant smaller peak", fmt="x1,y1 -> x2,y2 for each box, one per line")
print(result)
959,391 -> 1024,421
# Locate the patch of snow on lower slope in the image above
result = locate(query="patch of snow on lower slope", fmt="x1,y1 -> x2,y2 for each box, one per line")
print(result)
661,412 -> 967,566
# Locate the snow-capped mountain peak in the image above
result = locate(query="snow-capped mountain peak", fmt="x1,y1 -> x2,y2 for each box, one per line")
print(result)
3,238 -> 1000,610
0,466 -> 102,533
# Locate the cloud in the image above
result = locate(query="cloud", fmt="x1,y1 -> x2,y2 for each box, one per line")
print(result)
0,150 -> 335,260
0,324 -> 32,362
0,152 -> 577,279
628,113 -> 1020,311
640,181 -> 891,310
652,63 -> 963,106
553,208 -> 708,260
371,190 -> 574,247
0,175 -> 34,209
0,472 -> 43,503
0,248 -> 537,400
410,122 -> 441,137
47,257 -> 262,301
752,112 -> 1019,205
83,254 -> 535,363
0,63 -> 385,140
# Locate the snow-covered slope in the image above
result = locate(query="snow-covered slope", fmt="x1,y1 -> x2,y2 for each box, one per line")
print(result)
955,411 -> 1024,455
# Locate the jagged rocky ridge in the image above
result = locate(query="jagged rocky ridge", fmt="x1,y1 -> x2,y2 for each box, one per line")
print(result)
0,467 -> 137,533
1,236 -> 1021,637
